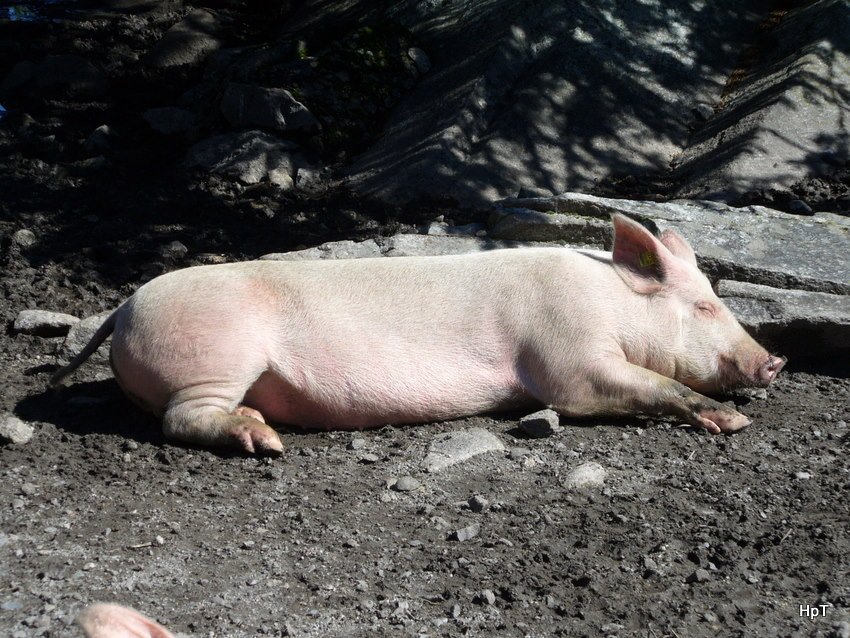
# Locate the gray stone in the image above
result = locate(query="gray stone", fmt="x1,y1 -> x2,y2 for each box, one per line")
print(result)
450,523 -> 480,542
60,311 -> 113,364
508,447 -> 531,460
407,47 -> 431,74
144,9 -> 221,68
518,408 -> 563,438
0,414 -> 34,445
494,193 -> 850,294
341,2 -> 764,206
359,453 -> 380,464
392,476 -> 421,492
347,438 -> 366,451
674,0 -> 850,200
562,462 -> 606,489
717,280 -> 850,359
142,107 -> 197,135
423,428 -> 506,473
185,131 -> 300,185
476,589 -> 496,605
13,309 -> 79,337
788,199 -> 813,215
221,83 -> 321,134
686,568 -> 711,584
263,239 -> 383,261
161,241 -> 188,260
12,229 -> 37,248
468,495 -> 489,513
794,471 -> 812,480
295,167 -> 324,192
84,125 -> 117,154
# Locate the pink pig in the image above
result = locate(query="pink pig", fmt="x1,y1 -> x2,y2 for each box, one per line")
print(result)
52,214 -> 785,454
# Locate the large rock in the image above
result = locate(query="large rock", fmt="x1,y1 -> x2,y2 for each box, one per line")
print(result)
261,233 -> 558,261
492,193 -> 850,294
221,83 -> 321,134
144,9 -> 221,68
59,311 -> 113,364
13,309 -> 79,337
717,280 -> 850,360
185,131 -> 303,187
318,0 -> 769,206
422,428 -> 506,473
673,0 -> 850,200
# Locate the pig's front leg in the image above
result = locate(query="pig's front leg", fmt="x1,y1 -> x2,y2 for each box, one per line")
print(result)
551,360 -> 751,434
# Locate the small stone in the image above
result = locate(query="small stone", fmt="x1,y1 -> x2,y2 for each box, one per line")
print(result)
788,199 -> 813,215
84,124 -> 117,153
837,420 -> 847,429
475,589 -> 496,605
562,462 -> 607,489
13,309 -> 79,337
12,499 -> 25,510
59,311 -> 113,365
518,408 -> 562,438
468,495 -> 489,513
686,568 -> 711,584
241,540 -> 255,549
508,447 -> 531,460
12,229 -> 37,248
82,562 -> 96,571
794,471 -> 812,480
155,536 -> 165,546
450,523 -> 480,542
393,476 -> 421,492
0,414 -> 35,445
123,440 -> 139,451
347,438 -> 366,451
703,611 -> 718,623
20,483 -> 37,496
161,241 -> 188,260
407,47 -> 431,74
360,453 -> 380,464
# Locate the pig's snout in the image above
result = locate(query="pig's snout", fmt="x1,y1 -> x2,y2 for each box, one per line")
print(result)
757,355 -> 786,386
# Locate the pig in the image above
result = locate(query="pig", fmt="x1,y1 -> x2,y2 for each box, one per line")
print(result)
77,603 -> 174,638
51,214 -> 785,455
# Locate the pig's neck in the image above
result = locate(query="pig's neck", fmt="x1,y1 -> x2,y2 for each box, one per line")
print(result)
614,293 -> 682,379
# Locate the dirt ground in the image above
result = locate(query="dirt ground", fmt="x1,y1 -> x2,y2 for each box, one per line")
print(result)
2,3 -> 849,637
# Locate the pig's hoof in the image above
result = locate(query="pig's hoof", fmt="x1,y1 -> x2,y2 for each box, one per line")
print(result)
229,418 -> 284,456
697,408 -> 751,435
234,405 -> 266,423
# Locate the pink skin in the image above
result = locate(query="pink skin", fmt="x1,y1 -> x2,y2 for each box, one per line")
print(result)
51,214 -> 784,453
77,603 -> 174,638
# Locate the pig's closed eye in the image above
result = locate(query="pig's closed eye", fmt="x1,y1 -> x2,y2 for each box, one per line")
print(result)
695,301 -> 717,317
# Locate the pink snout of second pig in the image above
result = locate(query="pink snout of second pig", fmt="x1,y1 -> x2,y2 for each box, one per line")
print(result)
52,213 -> 785,454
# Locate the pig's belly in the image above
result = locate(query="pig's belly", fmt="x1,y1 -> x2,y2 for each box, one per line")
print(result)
242,363 -> 529,430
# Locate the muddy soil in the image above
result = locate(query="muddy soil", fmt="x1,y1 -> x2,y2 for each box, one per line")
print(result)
1,3 -> 849,638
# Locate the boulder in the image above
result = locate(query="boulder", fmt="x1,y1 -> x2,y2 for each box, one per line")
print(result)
221,83 -> 321,134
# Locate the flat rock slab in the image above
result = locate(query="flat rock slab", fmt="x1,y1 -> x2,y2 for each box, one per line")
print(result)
717,280 -> 850,359
422,428 -> 506,473
674,0 -> 850,200
13,309 -> 79,337
144,9 -> 221,68
329,0 -> 766,206
261,234 -> 561,261
494,193 -> 850,294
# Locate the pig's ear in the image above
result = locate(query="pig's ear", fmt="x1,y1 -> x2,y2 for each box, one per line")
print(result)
610,213 -> 677,294
659,228 -> 698,267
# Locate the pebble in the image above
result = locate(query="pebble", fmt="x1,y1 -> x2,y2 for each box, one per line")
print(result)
84,124 -> 117,153
407,47 -> 431,74
562,462 -> 607,489
360,453 -> 380,464
703,611 -> 718,623
794,471 -> 812,480
13,309 -> 79,337
518,408 -> 563,438
392,476 -> 421,492
450,523 -> 480,542
20,483 -> 37,496
161,240 -> 188,260
686,568 -> 711,583
508,447 -> 531,460
0,414 -> 35,445
12,228 -> 37,248
347,438 -> 366,451
468,495 -> 489,513
475,589 -> 496,605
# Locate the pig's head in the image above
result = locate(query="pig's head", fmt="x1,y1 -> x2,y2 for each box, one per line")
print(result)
610,213 -> 785,393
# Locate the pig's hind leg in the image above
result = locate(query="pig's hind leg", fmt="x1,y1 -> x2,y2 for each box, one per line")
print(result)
163,388 -> 283,455
546,360 -> 751,434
